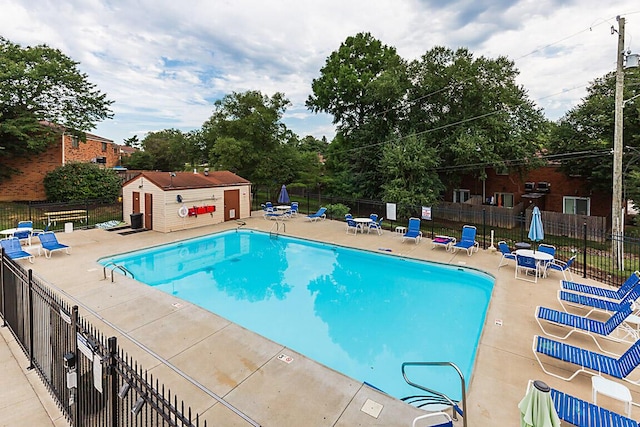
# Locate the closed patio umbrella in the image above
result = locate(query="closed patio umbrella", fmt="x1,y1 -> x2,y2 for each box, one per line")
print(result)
528,206 -> 544,251
518,380 -> 560,427
277,184 -> 290,204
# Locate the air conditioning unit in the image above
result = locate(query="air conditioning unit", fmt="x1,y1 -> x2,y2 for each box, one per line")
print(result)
536,182 -> 550,192
524,182 -> 535,192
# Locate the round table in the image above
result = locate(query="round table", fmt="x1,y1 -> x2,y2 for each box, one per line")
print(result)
0,227 -> 33,245
515,249 -> 554,277
0,227 -> 33,236
515,249 -> 553,262
353,218 -> 373,233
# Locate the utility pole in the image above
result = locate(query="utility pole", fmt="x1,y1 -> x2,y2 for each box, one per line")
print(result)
612,16 -> 625,270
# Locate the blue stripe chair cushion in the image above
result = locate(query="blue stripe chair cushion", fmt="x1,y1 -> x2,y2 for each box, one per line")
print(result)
535,336 -> 622,378
550,388 -> 638,427
559,287 -> 640,313
562,272 -> 640,300
537,303 -> 633,336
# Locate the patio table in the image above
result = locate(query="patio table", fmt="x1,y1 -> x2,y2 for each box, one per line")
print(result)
0,227 -> 33,245
353,218 -> 373,233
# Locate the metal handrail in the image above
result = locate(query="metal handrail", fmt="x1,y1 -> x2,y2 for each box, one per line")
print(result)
103,262 -> 134,282
269,221 -> 285,237
401,361 -> 467,427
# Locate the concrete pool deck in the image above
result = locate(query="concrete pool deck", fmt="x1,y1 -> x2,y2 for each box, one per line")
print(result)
2,213 -> 640,426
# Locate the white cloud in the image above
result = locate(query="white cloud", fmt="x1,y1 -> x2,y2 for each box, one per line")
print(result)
2,0 -> 639,142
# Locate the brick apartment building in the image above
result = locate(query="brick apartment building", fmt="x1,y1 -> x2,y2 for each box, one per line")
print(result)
449,165 -> 612,218
1,128 -> 120,202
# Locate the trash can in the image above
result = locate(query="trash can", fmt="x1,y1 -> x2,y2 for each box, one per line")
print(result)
130,213 -> 143,230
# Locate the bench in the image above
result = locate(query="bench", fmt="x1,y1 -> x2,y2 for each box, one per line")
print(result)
45,210 -> 88,226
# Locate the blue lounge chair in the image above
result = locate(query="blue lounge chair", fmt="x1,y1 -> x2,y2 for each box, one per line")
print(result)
526,380 -> 638,427
402,218 -> 422,243
497,241 -> 516,268
305,207 -> 327,222
550,386 -> 638,427
37,232 -> 71,258
558,285 -> 640,316
451,225 -> 479,256
562,271 -> 640,300
290,202 -> 299,216
0,237 -> 34,263
533,334 -> 640,384
535,302 -> 635,354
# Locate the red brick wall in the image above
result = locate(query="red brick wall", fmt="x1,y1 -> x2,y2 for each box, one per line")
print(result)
452,166 -> 611,217
0,134 -> 118,202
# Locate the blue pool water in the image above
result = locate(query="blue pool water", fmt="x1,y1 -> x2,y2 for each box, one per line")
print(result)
99,230 -> 494,400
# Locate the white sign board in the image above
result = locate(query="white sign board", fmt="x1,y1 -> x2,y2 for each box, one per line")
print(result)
386,203 -> 397,221
421,206 -> 432,221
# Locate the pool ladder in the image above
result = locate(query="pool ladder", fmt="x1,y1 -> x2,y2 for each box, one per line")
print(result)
400,361 -> 467,427
269,221 -> 285,238
103,262 -> 134,282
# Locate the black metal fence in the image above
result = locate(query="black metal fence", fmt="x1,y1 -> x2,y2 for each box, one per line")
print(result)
0,200 -> 123,232
0,251 -> 206,427
267,190 -> 640,287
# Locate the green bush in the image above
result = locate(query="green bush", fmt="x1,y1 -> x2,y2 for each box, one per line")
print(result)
325,203 -> 350,218
44,162 -> 121,202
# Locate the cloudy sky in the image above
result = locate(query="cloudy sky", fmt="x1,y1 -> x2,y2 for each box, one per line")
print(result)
2,0 -> 639,144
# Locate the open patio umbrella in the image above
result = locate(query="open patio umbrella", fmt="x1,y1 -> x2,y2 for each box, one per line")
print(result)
518,380 -> 560,427
528,206 -> 544,251
277,184 -> 290,204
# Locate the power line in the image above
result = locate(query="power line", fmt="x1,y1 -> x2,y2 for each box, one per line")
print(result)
337,110 -> 504,154
347,12 -> 638,124
433,149 -> 612,173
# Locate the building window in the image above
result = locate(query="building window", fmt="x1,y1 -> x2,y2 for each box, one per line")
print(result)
71,136 -> 79,148
453,189 -> 470,203
493,192 -> 514,208
564,196 -> 590,215
102,142 -> 107,152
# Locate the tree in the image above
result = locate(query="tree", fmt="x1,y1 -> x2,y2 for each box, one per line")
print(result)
0,37 -> 113,180
380,134 -> 444,217
202,91 -> 292,190
123,135 -> 140,148
548,68 -> 640,192
307,36 -> 547,200
139,129 -> 190,171
43,162 -> 121,202
306,33 -> 409,198
405,47 -> 549,188
122,149 -> 155,170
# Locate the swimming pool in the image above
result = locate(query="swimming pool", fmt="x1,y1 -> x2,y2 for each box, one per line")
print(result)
99,230 -> 494,400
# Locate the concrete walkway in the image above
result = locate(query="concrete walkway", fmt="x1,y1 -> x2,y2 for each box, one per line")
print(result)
0,324 -> 67,426
2,212 -> 639,426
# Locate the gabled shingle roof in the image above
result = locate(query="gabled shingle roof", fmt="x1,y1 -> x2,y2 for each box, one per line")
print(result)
125,171 -> 250,190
